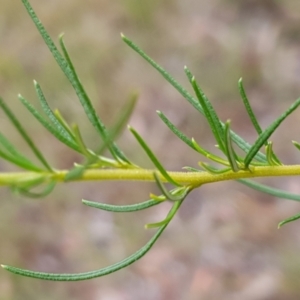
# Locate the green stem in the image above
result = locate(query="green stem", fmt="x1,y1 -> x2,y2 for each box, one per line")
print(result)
2,165 -> 300,187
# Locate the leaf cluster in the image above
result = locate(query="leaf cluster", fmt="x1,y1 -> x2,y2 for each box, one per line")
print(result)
2,0 -> 300,282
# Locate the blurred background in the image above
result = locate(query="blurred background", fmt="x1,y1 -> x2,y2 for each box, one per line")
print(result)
1,0 -> 300,299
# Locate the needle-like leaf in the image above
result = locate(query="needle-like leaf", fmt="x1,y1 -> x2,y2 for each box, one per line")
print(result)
189,75 -> 225,152
0,148 -> 42,171
13,181 -> 56,199
244,98 -> 300,168
278,212 -> 300,228
34,81 -> 76,142
2,199 -> 182,281
157,110 -> 195,150
265,141 -> 281,166
82,198 -> 160,212
0,97 -> 52,171
0,132 -> 42,171
59,35 -> 130,163
239,78 -> 281,165
224,120 -> 240,172
153,172 -> 190,201
72,124 -> 94,159
238,78 -> 262,135
65,94 -> 138,181
199,162 -> 232,174
158,112 -> 232,166
121,34 -> 267,163
19,94 -> 80,152
129,126 -> 181,187
21,0 -> 129,163
2,224 -> 167,280
53,110 -> 77,140
146,199 -> 182,228
238,179 -> 300,201
292,140 -> 300,151
192,139 -> 229,166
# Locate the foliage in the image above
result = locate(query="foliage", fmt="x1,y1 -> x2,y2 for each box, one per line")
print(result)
1,0 -> 300,281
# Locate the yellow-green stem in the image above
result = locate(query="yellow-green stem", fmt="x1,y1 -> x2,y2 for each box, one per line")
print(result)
1,165 -> 300,187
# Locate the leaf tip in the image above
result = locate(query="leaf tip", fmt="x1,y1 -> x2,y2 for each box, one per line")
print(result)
292,140 -> 300,151
82,199 -> 87,204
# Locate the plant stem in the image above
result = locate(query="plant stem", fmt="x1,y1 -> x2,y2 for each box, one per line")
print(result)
1,165 -> 300,187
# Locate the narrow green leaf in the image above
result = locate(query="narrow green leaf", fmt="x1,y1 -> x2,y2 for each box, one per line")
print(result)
59,35 -> 130,164
82,198 -> 160,212
266,142 -> 274,165
278,212 -> 300,228
238,78 -> 262,134
121,34 -> 267,163
2,198 -> 183,281
65,94 -> 138,181
192,139 -> 229,166
182,166 -> 203,172
265,141 -> 281,166
157,111 -> 195,150
72,124 -> 94,158
13,181 -> 56,199
34,81 -> 76,143
159,111 -> 230,168
0,97 -> 52,171
18,95 -> 80,152
191,138 -> 210,156
2,223 -> 167,280
146,199 -> 182,228
153,172 -> 190,201
129,126 -> 181,187
190,76 -> 225,152
292,140 -> 300,151
0,147 -> 42,171
149,193 -> 166,201
224,120 -> 240,172
52,110 -> 76,140
0,132 -> 42,171
21,0 -> 68,75
238,179 -> 300,201
64,165 -> 85,182
239,79 -> 282,165
244,98 -> 300,168
10,174 -> 46,190
22,0 -> 128,163
121,33 -> 202,110
199,162 -> 231,174
97,93 -> 137,157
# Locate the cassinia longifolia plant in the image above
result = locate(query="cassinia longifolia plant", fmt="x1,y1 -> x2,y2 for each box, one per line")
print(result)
2,0 -> 300,281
